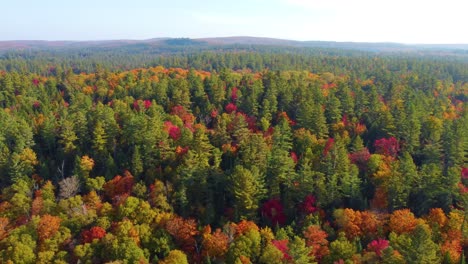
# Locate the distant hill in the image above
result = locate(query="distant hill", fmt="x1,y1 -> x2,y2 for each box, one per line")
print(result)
1,36 -> 467,52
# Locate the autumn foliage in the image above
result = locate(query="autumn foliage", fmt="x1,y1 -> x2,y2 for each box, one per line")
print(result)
388,209 -> 418,235
37,214 -> 61,241
103,171 -> 135,201
374,137 -> 400,157
261,198 -> 286,226
367,238 -> 389,256
82,226 -> 107,243
304,225 -> 329,261
0,52 -> 464,264
201,226 -> 229,259
166,216 -> 199,255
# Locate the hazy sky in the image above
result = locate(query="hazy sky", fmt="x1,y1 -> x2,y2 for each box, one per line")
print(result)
2,0 -> 467,44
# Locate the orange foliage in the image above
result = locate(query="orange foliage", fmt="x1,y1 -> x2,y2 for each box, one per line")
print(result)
166,216 -> 199,254
344,211 -> 363,239
31,190 -> 44,216
202,225 -> 229,259
335,209 -> 382,242
426,208 -> 447,228
37,214 -> 61,241
82,86 -> 94,95
441,240 -> 462,263
239,255 -> 251,264
360,211 -> 382,238
234,220 -> 259,237
103,171 -> 134,200
0,217 -> 9,240
83,191 -> 103,212
388,209 -> 418,235
303,225 -> 329,261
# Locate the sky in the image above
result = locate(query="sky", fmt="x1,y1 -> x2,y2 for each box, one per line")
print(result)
1,0 -> 467,44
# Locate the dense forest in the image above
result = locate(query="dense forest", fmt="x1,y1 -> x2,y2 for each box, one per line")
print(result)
0,46 -> 466,263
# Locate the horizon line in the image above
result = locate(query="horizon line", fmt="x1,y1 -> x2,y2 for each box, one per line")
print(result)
0,36 -> 467,46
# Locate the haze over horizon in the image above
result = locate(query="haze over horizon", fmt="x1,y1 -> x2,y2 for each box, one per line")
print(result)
2,0 -> 467,44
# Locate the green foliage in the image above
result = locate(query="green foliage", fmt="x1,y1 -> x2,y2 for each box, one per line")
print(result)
230,165 -> 266,220
0,48 -> 465,263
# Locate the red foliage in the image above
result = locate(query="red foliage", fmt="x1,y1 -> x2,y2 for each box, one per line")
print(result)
231,87 -> 239,101
164,121 -> 182,140
342,115 -> 349,126
169,126 -> 181,140
133,100 -> 140,111
462,167 -> 468,179
261,198 -> 286,226
323,138 -> 335,156
210,109 -> 218,118
171,105 -> 195,128
374,137 -> 400,157
33,101 -> 41,109
272,239 -> 292,261
225,103 -> 237,114
367,238 -> 389,256
278,112 -> 296,126
237,112 -> 257,131
132,99 -> 151,111
103,171 -> 135,201
349,148 -> 371,170
300,195 -> 317,215
82,226 -> 107,243
290,152 -> 298,164
143,99 -> 152,109
264,127 -> 274,138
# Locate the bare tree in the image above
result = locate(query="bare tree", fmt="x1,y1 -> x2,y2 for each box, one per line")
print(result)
59,175 -> 80,199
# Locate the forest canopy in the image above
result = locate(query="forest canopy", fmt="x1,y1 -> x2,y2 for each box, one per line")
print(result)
0,46 -> 466,263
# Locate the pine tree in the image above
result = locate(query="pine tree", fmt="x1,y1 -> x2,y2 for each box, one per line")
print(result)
230,165 -> 266,220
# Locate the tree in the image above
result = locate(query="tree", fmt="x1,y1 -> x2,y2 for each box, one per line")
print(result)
226,227 -> 261,264
159,250 -> 189,264
388,209 -> 418,235
37,214 -> 62,241
267,115 -> 296,197
303,225 -> 329,261
81,226 -> 106,243
58,175 -> 80,199
326,232 -> 356,263
201,226 -> 229,261
165,216 -> 199,257
389,224 -> 441,263
288,236 -> 316,264
230,165 -> 265,220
